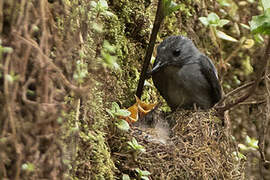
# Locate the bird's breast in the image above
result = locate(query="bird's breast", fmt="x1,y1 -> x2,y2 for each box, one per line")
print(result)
152,64 -> 213,109
152,66 -> 186,108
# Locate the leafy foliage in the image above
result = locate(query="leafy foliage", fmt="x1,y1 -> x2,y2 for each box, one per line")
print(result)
115,119 -> 130,132
232,151 -> 247,161
216,30 -> 238,42
135,168 -> 151,180
249,8 -> 270,35
106,102 -> 131,131
106,102 -> 131,118
199,12 -> 229,27
199,12 -> 237,42
127,137 -> 146,153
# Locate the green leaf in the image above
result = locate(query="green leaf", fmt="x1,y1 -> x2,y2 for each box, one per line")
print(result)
199,17 -> 209,26
127,137 -> 138,148
249,8 -> 270,35
199,13 -> 229,27
216,30 -> 238,42
238,143 -> 249,151
106,102 -> 120,118
127,138 -> 146,152
107,102 -> 130,118
218,19 -> 230,27
246,136 -> 259,149
111,102 -> 120,111
132,137 -> 139,145
237,152 -> 247,160
106,108 -> 115,118
115,119 -> 130,131
254,34 -> 264,43
262,0 -> 270,10
135,168 -> 142,175
232,151 -> 247,161
135,168 -> 151,178
208,12 -> 220,25
115,109 -> 131,117
240,23 -> 250,30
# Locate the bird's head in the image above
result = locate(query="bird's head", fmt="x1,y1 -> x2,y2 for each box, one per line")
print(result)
151,36 -> 199,74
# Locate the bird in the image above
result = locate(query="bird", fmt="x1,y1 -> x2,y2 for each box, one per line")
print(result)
151,36 -> 222,110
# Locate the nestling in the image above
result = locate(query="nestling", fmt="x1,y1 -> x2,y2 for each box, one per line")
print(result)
151,36 -> 222,110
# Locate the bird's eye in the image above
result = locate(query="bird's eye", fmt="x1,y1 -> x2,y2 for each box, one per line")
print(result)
173,49 -> 181,57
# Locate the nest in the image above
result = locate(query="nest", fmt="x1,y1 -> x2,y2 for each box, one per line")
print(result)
109,110 -> 245,179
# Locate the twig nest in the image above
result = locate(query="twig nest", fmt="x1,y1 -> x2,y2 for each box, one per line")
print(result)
111,110 -> 245,179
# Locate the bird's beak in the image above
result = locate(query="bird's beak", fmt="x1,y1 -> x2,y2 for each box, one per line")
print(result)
150,61 -> 168,74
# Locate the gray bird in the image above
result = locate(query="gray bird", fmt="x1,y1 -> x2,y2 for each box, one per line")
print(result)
151,36 -> 222,110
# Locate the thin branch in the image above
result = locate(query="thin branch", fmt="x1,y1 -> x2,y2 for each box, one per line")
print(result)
217,74 -> 270,106
136,0 -> 164,98
216,38 -> 270,113
238,99 -> 266,105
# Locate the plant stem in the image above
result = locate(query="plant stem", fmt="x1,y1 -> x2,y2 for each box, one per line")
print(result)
136,0 -> 164,99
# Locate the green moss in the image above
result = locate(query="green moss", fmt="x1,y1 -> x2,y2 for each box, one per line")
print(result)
104,0 -> 153,106
58,0 -> 118,179
60,0 -> 221,179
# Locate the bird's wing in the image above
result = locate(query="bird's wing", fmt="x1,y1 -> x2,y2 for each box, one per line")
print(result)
199,55 -> 222,104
